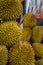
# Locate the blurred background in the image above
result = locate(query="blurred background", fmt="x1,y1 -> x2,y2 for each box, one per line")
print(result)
20,0 -> 43,25
25,0 -> 43,18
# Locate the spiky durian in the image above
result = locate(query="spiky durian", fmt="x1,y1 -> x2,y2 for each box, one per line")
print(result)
22,28 -> 31,41
0,21 -> 22,47
32,26 -> 43,43
35,60 -> 38,65
23,13 -> 37,28
32,43 -> 43,57
42,28 -> 43,38
0,0 -> 23,21
0,45 -> 8,65
19,0 -> 24,3
35,59 -> 43,65
9,41 -> 35,65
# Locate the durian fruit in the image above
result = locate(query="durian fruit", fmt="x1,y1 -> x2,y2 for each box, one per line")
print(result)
9,41 -> 35,65
19,0 -> 24,3
22,13 -> 37,28
42,28 -> 43,38
32,43 -> 43,57
35,60 -> 38,65
0,45 -> 8,65
35,59 -> 43,65
0,21 -> 22,47
0,0 -> 23,21
22,28 -> 31,41
32,26 -> 43,43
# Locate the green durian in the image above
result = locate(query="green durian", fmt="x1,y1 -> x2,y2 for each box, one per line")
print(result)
32,26 -> 43,43
9,41 -> 35,65
0,45 -> 8,65
35,59 -> 43,65
0,21 -> 22,47
22,28 -> 31,41
23,13 -> 37,28
32,43 -> 43,57
0,0 -> 23,21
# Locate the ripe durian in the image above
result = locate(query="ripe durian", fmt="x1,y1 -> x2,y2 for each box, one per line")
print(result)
0,45 -> 8,65
0,21 -> 22,47
0,0 -> 23,21
32,26 -> 43,43
19,0 -> 24,3
32,43 -> 43,57
9,41 -> 35,65
35,61 -> 38,65
23,13 -> 37,28
35,59 -> 43,65
22,28 -> 31,41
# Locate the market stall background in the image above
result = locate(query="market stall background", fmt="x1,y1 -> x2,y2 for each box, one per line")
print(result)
21,0 -> 43,25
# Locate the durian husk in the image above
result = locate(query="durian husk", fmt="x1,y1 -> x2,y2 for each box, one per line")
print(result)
32,43 -> 43,58
23,13 -> 37,28
22,28 -> 31,41
0,45 -> 8,65
0,0 -> 23,21
32,26 -> 43,43
19,0 -> 24,3
0,21 -> 22,47
35,59 -> 43,65
9,41 -> 35,65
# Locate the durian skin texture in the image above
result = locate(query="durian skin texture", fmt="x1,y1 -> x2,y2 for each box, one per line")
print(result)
32,43 -> 43,57
32,26 -> 43,43
0,0 -> 23,21
0,45 -> 8,65
0,21 -> 22,47
35,59 -> 43,65
9,41 -> 35,65
22,28 -> 31,41
23,13 -> 37,28
19,0 -> 23,3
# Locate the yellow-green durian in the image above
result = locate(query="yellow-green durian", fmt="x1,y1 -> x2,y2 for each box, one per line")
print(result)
9,41 -> 35,65
0,0 -> 23,21
0,45 -> 8,65
35,59 -> 43,65
22,28 -> 31,41
19,0 -> 23,3
23,13 -> 37,28
32,26 -> 43,43
32,43 -> 43,57
0,21 -> 22,47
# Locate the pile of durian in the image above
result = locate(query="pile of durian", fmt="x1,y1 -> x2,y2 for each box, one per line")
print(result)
0,0 -> 43,65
